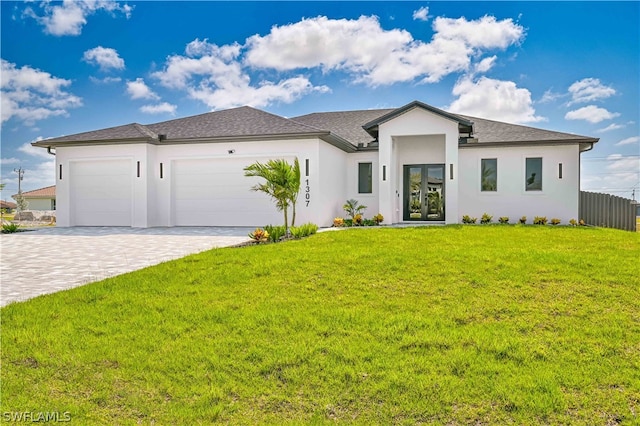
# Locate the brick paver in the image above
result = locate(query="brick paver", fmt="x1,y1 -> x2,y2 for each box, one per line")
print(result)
0,227 -> 251,306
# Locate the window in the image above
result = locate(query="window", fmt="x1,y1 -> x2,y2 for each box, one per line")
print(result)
525,157 -> 542,191
481,159 -> 497,191
358,162 -> 373,194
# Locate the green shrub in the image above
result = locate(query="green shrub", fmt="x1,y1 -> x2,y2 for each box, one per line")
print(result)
264,225 -> 286,242
498,216 -> 509,224
343,219 -> 353,227
533,216 -> 548,225
462,215 -> 477,224
550,218 -> 561,225
290,223 -> 318,239
343,199 -> 367,220
480,213 -> 493,224
519,216 -> 527,224
1,222 -> 20,233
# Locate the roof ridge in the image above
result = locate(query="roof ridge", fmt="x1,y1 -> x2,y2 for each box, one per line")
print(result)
132,123 -> 158,139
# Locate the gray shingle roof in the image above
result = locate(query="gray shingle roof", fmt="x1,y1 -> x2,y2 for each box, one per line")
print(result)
147,106 -> 325,139
41,123 -> 157,143
457,114 -> 596,144
292,109 -> 395,146
39,106 -> 326,145
34,102 -> 597,149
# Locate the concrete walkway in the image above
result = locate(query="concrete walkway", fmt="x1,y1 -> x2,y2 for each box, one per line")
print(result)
0,227 -> 251,306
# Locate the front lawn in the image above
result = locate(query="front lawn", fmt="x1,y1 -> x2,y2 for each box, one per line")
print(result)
2,226 -> 639,424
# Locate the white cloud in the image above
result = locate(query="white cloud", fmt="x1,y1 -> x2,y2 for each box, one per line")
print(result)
605,154 -> 640,172
565,105 -> 620,123
596,123 -> 624,133
126,78 -> 159,100
615,136 -> 639,146
23,0 -> 132,36
244,15 -> 523,86
83,46 -> 125,71
413,7 -> 429,21
568,78 -> 615,105
19,140 -> 54,160
539,89 -> 564,104
89,76 -> 122,84
474,55 -> 497,73
0,158 -> 21,165
1,59 -> 82,126
448,76 -> 545,124
140,102 -> 176,115
153,39 -> 330,110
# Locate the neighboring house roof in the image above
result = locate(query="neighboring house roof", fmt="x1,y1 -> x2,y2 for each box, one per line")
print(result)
13,185 -> 56,199
32,101 -> 598,151
1,200 -> 17,209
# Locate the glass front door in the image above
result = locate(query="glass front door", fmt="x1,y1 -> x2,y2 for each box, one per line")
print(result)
403,164 -> 445,221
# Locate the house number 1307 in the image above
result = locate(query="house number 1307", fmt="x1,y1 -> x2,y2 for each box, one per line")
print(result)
305,179 -> 311,207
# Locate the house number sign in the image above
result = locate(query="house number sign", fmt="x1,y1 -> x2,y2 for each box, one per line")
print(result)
305,179 -> 311,207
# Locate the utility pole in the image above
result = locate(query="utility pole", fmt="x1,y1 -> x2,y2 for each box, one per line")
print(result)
13,167 -> 24,194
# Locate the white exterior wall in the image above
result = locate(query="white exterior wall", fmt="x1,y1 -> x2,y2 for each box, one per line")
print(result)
459,144 -> 581,223
317,142 -> 349,226
345,151 -> 379,219
56,138 -> 333,227
378,108 -> 459,224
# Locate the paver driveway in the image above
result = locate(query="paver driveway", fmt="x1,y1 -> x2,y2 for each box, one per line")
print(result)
0,227 -> 251,306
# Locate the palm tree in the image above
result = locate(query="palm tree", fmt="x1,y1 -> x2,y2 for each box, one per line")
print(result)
244,158 -> 300,233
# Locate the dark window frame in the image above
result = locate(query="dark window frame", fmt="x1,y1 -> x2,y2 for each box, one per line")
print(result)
481,158 -> 497,192
358,162 -> 373,194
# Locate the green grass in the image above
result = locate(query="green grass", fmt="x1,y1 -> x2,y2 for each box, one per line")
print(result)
2,226 -> 639,424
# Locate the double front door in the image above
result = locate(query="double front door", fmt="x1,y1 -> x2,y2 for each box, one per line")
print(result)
403,164 -> 445,221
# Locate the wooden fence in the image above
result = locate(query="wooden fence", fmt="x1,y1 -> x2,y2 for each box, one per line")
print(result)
579,191 -> 637,232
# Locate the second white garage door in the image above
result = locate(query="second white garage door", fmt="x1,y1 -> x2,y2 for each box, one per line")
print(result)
70,159 -> 133,226
172,158 -> 283,226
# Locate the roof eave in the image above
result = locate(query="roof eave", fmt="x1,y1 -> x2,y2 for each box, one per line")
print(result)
362,100 -> 474,131
458,138 -> 600,149
32,137 -> 153,148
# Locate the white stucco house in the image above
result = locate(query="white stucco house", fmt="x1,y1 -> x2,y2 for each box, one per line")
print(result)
33,101 -> 598,228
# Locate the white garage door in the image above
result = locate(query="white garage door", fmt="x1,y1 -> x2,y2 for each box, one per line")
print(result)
172,158 -> 282,226
70,159 -> 133,226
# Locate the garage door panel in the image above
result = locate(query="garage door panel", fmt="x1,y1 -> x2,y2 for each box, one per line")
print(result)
173,158 -> 282,226
70,160 -> 133,226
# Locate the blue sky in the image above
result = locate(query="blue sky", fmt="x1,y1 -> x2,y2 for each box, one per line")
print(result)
1,1 -> 639,201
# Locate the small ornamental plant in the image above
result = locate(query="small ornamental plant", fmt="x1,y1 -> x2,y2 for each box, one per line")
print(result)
519,216 -> 527,224
353,214 -> 364,226
1,222 -> 20,233
569,219 -> 578,226
550,218 -> 561,225
333,217 -> 345,227
498,216 -> 509,224
480,213 -> 493,224
373,213 -> 384,225
533,216 -> 548,225
248,228 -> 269,243
462,215 -> 477,224
579,219 -> 587,226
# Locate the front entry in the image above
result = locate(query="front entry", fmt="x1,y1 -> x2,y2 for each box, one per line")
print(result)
403,164 -> 445,221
